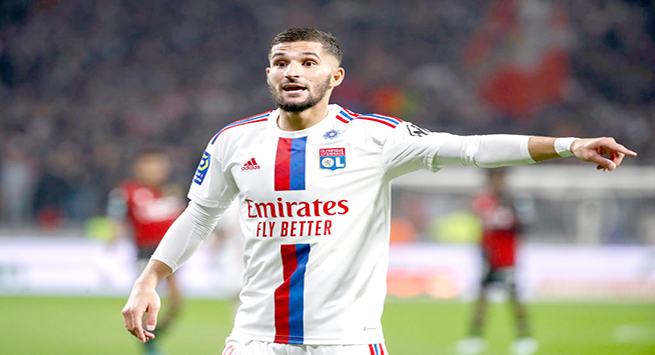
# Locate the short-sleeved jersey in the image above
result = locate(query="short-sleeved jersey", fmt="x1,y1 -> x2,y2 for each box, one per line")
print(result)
108,181 -> 185,250
471,190 -> 520,269
188,104 -> 449,345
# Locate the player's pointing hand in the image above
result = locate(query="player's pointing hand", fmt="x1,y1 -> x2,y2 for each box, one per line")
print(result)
570,137 -> 637,171
122,286 -> 161,343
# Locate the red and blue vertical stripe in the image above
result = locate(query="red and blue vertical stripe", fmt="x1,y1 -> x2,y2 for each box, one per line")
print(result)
275,137 -> 307,191
274,243 -> 311,344
368,343 -> 386,355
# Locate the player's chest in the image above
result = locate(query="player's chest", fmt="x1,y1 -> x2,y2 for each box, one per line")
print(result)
226,134 -> 381,198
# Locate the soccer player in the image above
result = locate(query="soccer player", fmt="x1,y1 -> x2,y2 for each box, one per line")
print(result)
109,149 -> 185,355
457,168 -> 536,355
121,28 -> 636,355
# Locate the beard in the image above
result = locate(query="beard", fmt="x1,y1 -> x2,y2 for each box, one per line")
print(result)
269,76 -> 331,112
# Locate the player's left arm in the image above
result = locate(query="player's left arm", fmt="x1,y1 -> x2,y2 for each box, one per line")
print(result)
528,136 -> 637,171
380,122 -> 638,176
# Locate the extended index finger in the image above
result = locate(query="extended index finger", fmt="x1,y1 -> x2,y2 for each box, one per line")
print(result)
603,140 -> 637,157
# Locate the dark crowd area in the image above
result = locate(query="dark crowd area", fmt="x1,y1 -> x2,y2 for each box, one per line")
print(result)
0,0 -> 654,228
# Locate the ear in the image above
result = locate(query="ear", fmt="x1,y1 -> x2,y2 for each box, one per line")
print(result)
330,67 -> 345,88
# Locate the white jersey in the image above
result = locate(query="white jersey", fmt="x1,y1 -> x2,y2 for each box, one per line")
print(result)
184,104 -> 533,345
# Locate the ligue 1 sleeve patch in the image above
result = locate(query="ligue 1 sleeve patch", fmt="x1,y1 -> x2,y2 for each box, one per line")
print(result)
319,148 -> 346,171
193,151 -> 211,185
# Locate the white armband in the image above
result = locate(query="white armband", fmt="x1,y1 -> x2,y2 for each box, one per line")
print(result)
554,137 -> 578,157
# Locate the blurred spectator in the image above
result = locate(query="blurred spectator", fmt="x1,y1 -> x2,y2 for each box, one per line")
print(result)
0,138 -> 35,225
31,144 -> 76,228
463,0 -> 570,120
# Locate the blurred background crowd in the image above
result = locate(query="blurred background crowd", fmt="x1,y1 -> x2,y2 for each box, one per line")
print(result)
0,0 -> 653,234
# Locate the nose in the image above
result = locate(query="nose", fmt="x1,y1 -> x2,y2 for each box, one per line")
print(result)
284,61 -> 301,79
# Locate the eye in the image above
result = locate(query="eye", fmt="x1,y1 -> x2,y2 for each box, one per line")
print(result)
274,61 -> 287,67
303,60 -> 317,67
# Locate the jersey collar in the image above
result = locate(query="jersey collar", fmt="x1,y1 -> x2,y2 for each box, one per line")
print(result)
268,104 -> 343,138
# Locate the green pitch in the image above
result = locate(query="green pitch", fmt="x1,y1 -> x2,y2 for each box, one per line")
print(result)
0,296 -> 653,355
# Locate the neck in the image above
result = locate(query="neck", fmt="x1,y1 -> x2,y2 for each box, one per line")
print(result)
277,100 -> 330,131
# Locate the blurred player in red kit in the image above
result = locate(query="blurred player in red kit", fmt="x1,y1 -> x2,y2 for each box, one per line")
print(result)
458,167 -> 537,355
108,149 -> 185,355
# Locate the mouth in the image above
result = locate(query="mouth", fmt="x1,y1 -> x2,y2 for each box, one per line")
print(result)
282,83 -> 307,93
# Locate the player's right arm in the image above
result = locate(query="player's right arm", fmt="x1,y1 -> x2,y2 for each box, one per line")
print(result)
121,200 -> 225,342
122,137 -> 237,342
122,259 -> 172,343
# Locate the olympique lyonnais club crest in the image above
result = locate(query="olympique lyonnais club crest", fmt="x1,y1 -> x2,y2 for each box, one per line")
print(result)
194,151 -> 211,185
319,148 -> 346,171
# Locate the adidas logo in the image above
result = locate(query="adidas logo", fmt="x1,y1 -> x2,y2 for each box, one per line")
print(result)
241,158 -> 261,171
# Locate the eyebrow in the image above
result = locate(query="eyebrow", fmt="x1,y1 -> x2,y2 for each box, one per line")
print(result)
271,51 -> 321,60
